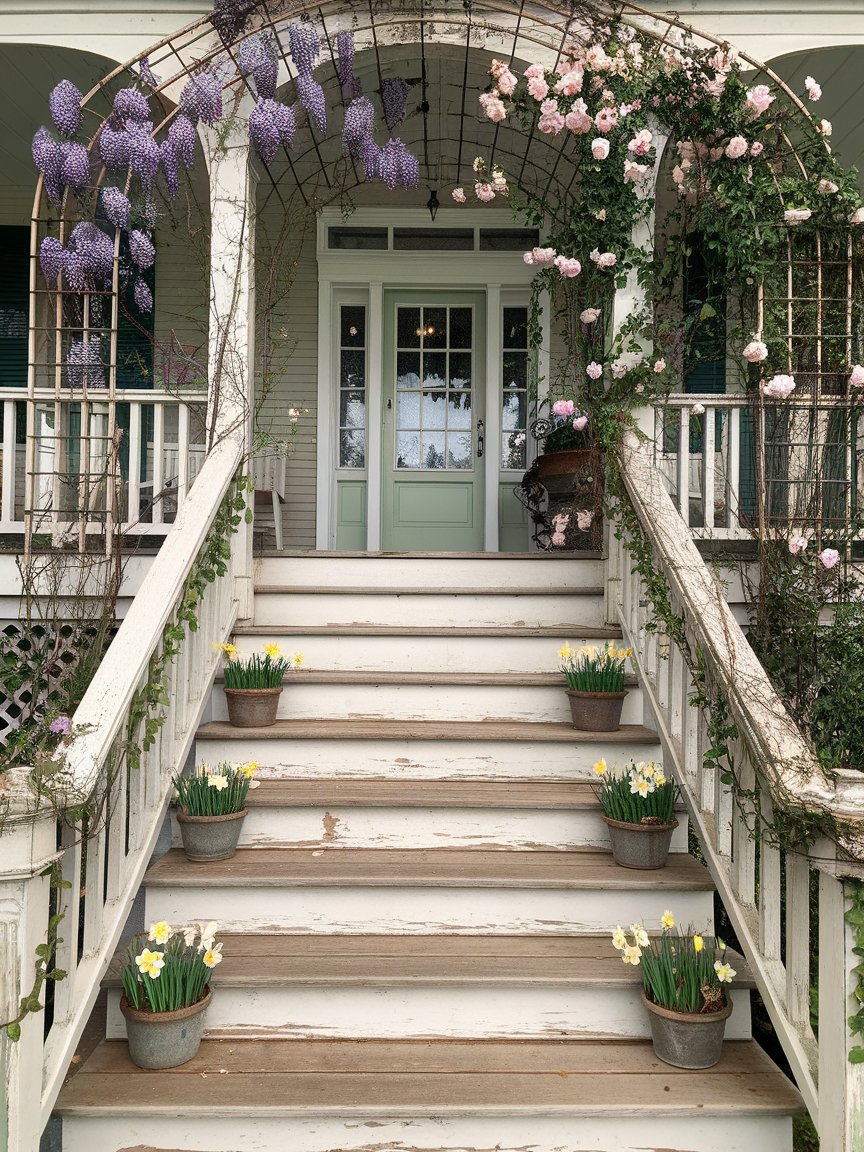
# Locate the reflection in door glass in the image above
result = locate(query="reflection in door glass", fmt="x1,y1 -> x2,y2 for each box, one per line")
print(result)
501,306 -> 530,470
395,306 -> 473,470
338,305 -> 366,467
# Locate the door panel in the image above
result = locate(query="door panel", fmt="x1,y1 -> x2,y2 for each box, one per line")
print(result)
382,292 -> 485,551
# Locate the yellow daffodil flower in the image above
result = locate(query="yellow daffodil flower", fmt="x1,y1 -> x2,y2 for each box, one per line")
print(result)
654,774 -> 667,787
693,935 -> 704,953
148,921 -> 172,945
135,948 -> 165,979
714,960 -> 736,983
624,647 -> 633,658
202,942 -> 224,969
239,761 -> 259,779
661,910 -> 675,930
579,644 -> 598,661
293,652 -> 304,668
607,644 -> 618,660
216,642 -> 238,659
207,774 -> 229,791
593,758 -> 607,776
622,944 -> 642,965
263,643 -> 281,659
611,926 -> 627,951
558,643 -> 573,661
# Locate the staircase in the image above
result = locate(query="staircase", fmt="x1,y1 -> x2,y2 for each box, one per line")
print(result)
55,553 -> 801,1152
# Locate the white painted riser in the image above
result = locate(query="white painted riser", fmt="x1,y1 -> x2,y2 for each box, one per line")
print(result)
194,736 -> 663,780
208,681 -> 645,724
253,592 -> 606,628
170,805 -> 688,853
231,634 -> 617,673
62,1111 -> 794,1152
105,982 -> 751,1042
255,555 -> 605,589
145,885 -> 714,936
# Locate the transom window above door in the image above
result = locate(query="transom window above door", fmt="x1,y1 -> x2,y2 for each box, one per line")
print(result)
395,305 -> 473,471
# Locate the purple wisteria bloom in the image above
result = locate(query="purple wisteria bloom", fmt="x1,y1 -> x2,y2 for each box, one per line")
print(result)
296,74 -> 327,134
138,57 -> 160,88
342,96 -> 375,157
180,71 -> 223,126
100,186 -> 131,229
49,80 -> 83,138
382,78 -> 410,131
336,31 -> 361,100
160,139 -> 179,197
114,88 -> 150,122
32,127 -> 63,199
39,236 -> 65,284
140,197 -> 158,230
67,336 -> 106,389
49,715 -> 73,736
67,222 -> 114,287
379,137 -> 419,190
129,130 -> 161,189
248,98 -> 296,164
211,0 -> 257,44
288,22 -> 320,76
59,141 -> 91,193
133,277 -> 153,313
238,33 -> 279,101
129,229 -> 155,270
359,135 -> 381,181
98,120 -> 132,170
168,114 -> 197,170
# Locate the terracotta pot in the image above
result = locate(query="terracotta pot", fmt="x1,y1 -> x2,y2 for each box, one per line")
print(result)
565,689 -> 626,731
534,448 -> 600,480
224,686 -> 282,727
642,991 -> 732,1069
176,808 -> 247,862
120,987 -> 212,1070
602,815 -> 678,869
532,449 -> 604,551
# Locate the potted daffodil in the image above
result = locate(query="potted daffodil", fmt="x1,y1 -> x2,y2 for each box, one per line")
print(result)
119,920 -> 224,1069
612,911 -> 737,1068
593,758 -> 678,869
173,760 -> 259,861
217,641 -> 303,727
558,640 -> 631,730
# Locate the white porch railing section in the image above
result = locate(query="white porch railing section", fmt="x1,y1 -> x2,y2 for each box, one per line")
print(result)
653,393 -> 863,544
0,386 -> 208,537
0,431 -> 245,1151
611,432 -> 864,1149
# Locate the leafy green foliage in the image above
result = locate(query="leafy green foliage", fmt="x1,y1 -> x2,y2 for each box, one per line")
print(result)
222,646 -> 299,689
595,760 -> 677,825
639,926 -> 733,1015
559,639 -> 630,692
173,761 -> 255,816
120,924 -> 218,1013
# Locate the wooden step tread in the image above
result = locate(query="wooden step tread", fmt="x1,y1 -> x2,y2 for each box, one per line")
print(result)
197,719 -> 659,744
240,779 -> 659,810
105,934 -> 752,989
254,585 -> 606,597
215,670 -> 638,688
145,847 -> 713,890
55,1037 -> 801,1117
260,550 -> 602,559
234,624 -> 622,638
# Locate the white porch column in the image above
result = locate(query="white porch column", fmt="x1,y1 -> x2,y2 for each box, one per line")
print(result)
202,99 -> 258,617
0,773 -> 61,1152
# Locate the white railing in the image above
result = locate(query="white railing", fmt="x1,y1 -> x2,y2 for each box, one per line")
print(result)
611,432 -> 864,1149
0,430 -> 245,1151
653,392 -> 862,544
0,386 -> 208,537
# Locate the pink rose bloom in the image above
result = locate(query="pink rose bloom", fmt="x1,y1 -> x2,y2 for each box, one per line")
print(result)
531,246 -> 557,267
475,182 -> 496,202
585,361 -> 603,380
490,59 -> 511,80
761,374 -> 796,398
709,146 -> 724,163
742,339 -> 768,363
750,141 -> 765,157
590,248 -> 617,269
572,416 -> 588,432
805,76 -> 822,101
784,208 -> 812,224
628,128 -> 653,156
497,69 -> 517,96
623,159 -> 648,184
653,358 -> 666,373
594,106 -> 618,134
580,308 -> 601,324
850,364 -> 864,387
554,255 -> 581,277
672,164 -> 686,187
451,187 -> 466,203
552,398 -> 575,417
585,44 -> 611,71
524,64 -> 545,80
576,509 -> 593,531
788,535 -> 808,555
850,207 -> 864,225
479,93 -> 507,123
591,137 -> 610,160
555,70 -> 583,96
746,84 -> 775,116
704,73 -> 727,98
819,119 -> 833,137
819,548 -> 840,569
565,100 -> 592,134
691,403 -> 706,415
527,75 -> 549,101
725,135 -> 748,160
539,106 -> 566,135
818,179 -> 839,194
677,140 -> 696,163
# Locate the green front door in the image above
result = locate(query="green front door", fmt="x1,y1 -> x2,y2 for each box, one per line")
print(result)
382,292 -> 486,551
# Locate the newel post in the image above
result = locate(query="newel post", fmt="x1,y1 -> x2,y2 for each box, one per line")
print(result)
202,98 -> 259,621
0,771 -> 61,1152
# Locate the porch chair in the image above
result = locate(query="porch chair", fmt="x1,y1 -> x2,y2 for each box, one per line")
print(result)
251,451 -> 287,550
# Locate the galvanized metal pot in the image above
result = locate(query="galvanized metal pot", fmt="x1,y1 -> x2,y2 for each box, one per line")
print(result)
603,815 -> 678,869
642,992 -> 732,1069
224,686 -> 282,726
120,987 -> 212,1070
566,689 -> 626,731
176,808 -> 247,862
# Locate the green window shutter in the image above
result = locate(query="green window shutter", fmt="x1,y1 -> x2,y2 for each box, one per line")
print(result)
0,226 -> 29,389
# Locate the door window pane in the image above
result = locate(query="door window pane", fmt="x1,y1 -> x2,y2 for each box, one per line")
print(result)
449,351 -> 472,389
501,305 -> 530,470
396,431 -> 419,469
338,304 -> 367,468
397,307 -> 422,348
447,432 -> 472,469
423,353 -> 447,388
421,431 -> 446,469
449,308 -> 472,348
422,390 -> 447,429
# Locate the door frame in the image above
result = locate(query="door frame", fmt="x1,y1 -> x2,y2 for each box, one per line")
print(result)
316,207 -> 548,551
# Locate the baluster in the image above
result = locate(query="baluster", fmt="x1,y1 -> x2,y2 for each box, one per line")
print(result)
758,786 -> 782,962
2,399 -> 16,524
677,407 -> 691,525
51,824 -> 82,1026
127,401 -> 142,528
785,851 -> 812,1028
104,745 -> 128,904
681,667 -> 699,791
713,733 -> 734,861
176,402 -> 190,507
702,403 -> 715,531
81,812 -> 106,958
727,407 -> 741,532
667,632 -> 683,742
697,708 -> 716,831
731,742 -> 756,907
151,402 -> 165,526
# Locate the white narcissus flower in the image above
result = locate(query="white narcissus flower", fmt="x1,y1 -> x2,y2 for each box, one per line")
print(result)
714,961 -> 736,983
631,925 -> 650,948
661,910 -> 675,929
611,925 -> 627,950
148,921 -> 172,944
742,339 -> 769,363
622,944 -> 642,965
